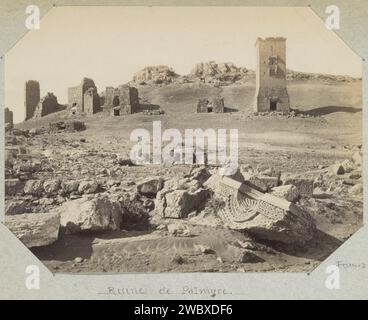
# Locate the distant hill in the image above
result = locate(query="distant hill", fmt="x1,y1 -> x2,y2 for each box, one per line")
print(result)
130,62 -> 361,86
132,65 -> 180,85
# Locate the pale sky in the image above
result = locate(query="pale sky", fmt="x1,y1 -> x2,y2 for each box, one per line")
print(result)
5,6 -> 362,123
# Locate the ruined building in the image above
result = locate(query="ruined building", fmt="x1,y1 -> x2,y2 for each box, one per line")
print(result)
33,93 -> 64,118
197,97 -> 225,113
103,85 -> 140,116
5,107 -> 13,129
68,78 -> 100,115
25,80 -> 40,120
254,37 -> 290,113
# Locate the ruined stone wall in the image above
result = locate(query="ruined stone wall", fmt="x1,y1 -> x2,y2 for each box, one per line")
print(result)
68,86 -> 83,113
25,80 -> 40,120
5,107 -> 13,128
33,93 -> 59,118
68,78 -> 97,113
118,85 -> 132,114
128,86 -> 140,113
197,99 -> 210,113
197,98 -> 224,113
255,37 -> 290,113
103,87 -> 115,112
84,87 -> 100,115
104,85 -> 140,115
212,98 -> 224,113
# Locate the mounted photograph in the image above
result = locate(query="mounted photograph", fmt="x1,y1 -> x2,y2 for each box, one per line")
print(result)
3,6 -> 363,273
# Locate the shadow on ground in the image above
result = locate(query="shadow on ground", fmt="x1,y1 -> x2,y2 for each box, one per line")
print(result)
295,106 -> 361,116
260,229 -> 343,262
140,103 -> 161,111
224,106 -> 239,113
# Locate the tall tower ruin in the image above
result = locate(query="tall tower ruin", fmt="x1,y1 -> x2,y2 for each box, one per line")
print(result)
25,80 -> 40,120
255,37 -> 290,113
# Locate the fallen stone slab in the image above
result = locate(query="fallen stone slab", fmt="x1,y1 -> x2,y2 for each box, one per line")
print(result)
205,174 -> 316,245
57,196 -> 122,233
5,212 -> 60,248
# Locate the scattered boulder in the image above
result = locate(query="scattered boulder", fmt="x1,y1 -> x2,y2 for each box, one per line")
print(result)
340,159 -> 355,173
78,180 -> 99,194
270,184 -> 299,202
5,212 -> 60,248
58,196 -> 122,233
157,188 -> 210,219
61,180 -> 80,194
24,179 -> 44,196
74,257 -> 83,263
167,223 -> 191,236
189,167 -> 211,185
329,163 -> 345,175
349,183 -> 363,195
43,179 -> 61,195
5,199 -> 29,215
137,177 -> 164,196
224,245 -> 262,263
65,120 -> 86,132
352,150 -> 363,166
245,175 -> 279,192
283,177 -> 314,197
312,187 -> 332,199
195,244 -> 213,254
49,120 -> 86,133
5,179 -> 24,196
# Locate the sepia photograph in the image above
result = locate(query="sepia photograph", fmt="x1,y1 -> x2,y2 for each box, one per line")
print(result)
3,6 -> 363,275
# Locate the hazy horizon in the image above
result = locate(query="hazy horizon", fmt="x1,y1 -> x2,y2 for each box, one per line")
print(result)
5,6 -> 362,123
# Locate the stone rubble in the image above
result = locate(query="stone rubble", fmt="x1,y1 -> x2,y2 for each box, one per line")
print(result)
5,212 -> 60,248
3,125 -> 363,261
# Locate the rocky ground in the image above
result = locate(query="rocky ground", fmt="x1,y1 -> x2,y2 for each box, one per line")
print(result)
4,77 -> 363,273
128,62 -> 360,87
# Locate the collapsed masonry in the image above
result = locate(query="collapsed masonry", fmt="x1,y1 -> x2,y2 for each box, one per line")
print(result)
197,98 -> 225,113
5,107 -> 13,129
204,173 -> 315,244
152,167 -> 316,245
33,93 -> 66,118
103,85 -> 140,116
68,78 -> 100,115
49,120 -> 86,133
24,81 -> 64,119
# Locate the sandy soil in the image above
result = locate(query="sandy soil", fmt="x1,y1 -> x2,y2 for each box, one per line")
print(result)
12,79 -> 363,273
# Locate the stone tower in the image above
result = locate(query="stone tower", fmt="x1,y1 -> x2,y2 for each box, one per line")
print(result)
254,37 -> 290,113
5,107 -> 13,129
25,80 -> 40,120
